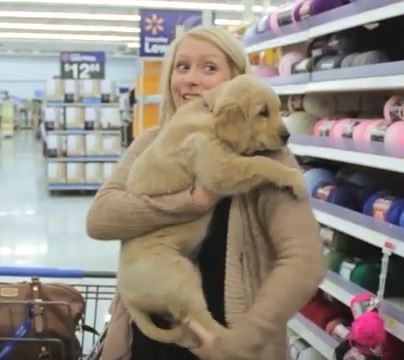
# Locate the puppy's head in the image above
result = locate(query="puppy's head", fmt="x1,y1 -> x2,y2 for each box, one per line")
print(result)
203,74 -> 289,155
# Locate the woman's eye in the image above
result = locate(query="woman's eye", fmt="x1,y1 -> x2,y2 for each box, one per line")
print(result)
204,63 -> 217,72
175,62 -> 188,71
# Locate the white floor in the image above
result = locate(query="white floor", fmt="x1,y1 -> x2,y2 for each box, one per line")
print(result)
0,129 -> 120,272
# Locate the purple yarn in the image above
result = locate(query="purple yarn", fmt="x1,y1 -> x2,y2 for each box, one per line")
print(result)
293,0 -> 348,22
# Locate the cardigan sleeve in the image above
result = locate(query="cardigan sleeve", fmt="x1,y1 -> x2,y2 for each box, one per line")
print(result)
227,148 -> 326,357
85,127 -> 211,241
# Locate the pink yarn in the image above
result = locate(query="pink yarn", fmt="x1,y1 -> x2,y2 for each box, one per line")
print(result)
350,312 -> 385,351
251,65 -> 279,78
278,51 -> 305,76
384,121 -> 404,155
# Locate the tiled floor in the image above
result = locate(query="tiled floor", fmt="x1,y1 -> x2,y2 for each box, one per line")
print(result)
0,130 -> 120,272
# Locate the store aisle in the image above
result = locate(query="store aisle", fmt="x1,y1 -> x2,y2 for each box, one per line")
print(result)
0,130 -> 120,272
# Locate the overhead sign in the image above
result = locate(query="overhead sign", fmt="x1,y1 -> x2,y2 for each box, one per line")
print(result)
139,9 -> 202,57
60,51 -> 105,79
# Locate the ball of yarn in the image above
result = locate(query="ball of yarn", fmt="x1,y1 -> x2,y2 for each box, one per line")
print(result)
302,168 -> 336,195
352,50 -> 389,67
312,118 -> 338,137
279,51 -> 305,76
292,0 -> 346,22
303,94 -> 337,117
314,54 -> 344,71
363,119 -> 390,146
384,120 -> 404,156
384,96 -> 404,122
251,64 -> 279,78
341,53 -> 360,67
314,182 -> 361,210
350,311 -> 385,351
363,192 -> 404,225
352,119 -> 380,151
350,258 -> 381,293
327,249 -> 346,272
283,111 -> 318,135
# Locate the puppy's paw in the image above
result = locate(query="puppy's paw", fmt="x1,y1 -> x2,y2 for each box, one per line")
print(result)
286,170 -> 307,200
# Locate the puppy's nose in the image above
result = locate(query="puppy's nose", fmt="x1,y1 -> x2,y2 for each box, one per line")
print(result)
280,130 -> 290,144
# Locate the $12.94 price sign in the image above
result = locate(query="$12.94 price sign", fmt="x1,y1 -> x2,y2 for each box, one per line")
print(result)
60,51 -> 105,80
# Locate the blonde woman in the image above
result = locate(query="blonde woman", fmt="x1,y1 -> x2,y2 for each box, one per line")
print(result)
86,25 -> 325,360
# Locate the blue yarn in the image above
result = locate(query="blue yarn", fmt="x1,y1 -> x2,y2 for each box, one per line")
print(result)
363,192 -> 404,225
303,168 -> 337,196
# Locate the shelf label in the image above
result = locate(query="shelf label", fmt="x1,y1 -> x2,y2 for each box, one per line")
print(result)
60,52 -> 105,79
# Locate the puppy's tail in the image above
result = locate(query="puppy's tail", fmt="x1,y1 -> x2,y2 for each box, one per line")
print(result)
128,306 -> 194,347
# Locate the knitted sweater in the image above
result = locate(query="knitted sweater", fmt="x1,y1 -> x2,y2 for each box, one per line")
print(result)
86,127 -> 325,360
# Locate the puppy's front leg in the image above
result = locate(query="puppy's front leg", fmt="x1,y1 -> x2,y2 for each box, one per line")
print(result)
194,144 -> 306,199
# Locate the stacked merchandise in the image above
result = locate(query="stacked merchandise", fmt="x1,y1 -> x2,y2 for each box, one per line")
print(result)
45,79 -> 121,191
243,1 -> 404,358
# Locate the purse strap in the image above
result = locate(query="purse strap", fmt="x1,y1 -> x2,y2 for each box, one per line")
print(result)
0,308 -> 32,359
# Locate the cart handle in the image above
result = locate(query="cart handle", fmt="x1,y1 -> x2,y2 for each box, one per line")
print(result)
0,266 -> 116,278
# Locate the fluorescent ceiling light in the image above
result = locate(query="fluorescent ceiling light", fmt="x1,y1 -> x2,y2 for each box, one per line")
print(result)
253,5 -> 263,13
0,32 -> 136,42
214,18 -> 242,26
0,11 -> 140,21
0,0 -> 248,12
127,42 -> 140,48
0,22 -> 140,33
0,10 -> 241,26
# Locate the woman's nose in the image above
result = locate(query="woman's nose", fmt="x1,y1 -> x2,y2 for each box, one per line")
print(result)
183,67 -> 200,86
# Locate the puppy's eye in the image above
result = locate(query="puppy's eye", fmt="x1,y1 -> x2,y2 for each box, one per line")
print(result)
258,105 -> 269,117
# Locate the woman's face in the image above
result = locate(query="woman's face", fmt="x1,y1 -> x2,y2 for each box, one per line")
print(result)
170,36 -> 233,109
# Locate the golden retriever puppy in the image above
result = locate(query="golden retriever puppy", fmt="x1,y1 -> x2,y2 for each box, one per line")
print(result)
118,74 -> 307,348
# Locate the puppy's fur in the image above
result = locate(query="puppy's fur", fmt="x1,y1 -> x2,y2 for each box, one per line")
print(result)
118,74 -> 307,348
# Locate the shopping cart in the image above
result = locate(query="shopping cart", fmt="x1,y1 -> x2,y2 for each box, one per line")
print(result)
0,265 -> 117,360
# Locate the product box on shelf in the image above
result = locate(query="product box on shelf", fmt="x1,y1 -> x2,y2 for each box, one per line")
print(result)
85,133 -> 102,156
66,135 -> 86,156
80,80 -> 101,100
66,163 -> 86,183
100,108 -> 121,129
64,79 -> 80,103
46,79 -> 64,101
47,162 -> 67,183
65,107 -> 85,129
84,107 -> 99,130
44,108 -> 63,130
101,80 -> 117,103
85,162 -> 103,183
100,133 -> 121,156
46,134 -> 65,157
103,162 -> 118,181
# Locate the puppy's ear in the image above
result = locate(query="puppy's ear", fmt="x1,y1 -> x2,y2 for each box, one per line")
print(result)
213,103 -> 249,153
202,86 -> 220,113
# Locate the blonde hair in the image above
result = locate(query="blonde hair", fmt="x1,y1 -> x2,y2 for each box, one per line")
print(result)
158,25 -> 252,125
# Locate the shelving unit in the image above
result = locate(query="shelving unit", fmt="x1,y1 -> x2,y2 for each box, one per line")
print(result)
242,0 -> 404,357
320,271 -> 404,342
245,0 -> 404,54
311,198 -> 404,258
288,134 -> 404,173
288,313 -> 338,359
44,79 -> 122,192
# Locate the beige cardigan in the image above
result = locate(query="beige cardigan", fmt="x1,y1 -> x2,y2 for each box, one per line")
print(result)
86,127 -> 326,360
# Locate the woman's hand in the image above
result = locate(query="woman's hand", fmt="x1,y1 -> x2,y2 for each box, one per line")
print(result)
186,319 -> 257,360
190,186 -> 220,211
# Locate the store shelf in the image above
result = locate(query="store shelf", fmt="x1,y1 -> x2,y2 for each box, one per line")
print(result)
288,313 -> 338,359
47,156 -> 120,162
320,271 -> 404,342
46,101 -> 120,108
46,129 -> 121,135
48,183 -> 102,191
265,60 -> 404,94
245,0 -> 404,53
311,199 -> 404,258
289,134 -> 404,174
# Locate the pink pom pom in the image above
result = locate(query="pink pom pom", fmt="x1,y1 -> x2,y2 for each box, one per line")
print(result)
350,312 -> 385,352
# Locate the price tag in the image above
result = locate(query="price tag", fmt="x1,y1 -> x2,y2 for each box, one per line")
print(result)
60,51 -> 105,79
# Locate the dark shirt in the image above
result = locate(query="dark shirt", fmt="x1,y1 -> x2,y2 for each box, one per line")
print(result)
131,197 -> 231,359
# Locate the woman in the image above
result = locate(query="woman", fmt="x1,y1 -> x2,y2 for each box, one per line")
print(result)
86,25 -> 325,360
